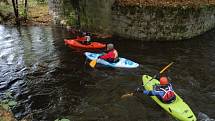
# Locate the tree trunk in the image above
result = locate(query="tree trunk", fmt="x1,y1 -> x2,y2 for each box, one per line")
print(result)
15,0 -> 18,16
71,0 -> 80,27
11,0 -> 20,25
24,0 -> 28,22
75,1 -> 80,28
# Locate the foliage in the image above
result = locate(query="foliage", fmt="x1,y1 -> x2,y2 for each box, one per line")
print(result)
18,4 -> 27,19
0,91 -> 17,111
0,3 -> 13,13
35,0 -> 48,4
54,118 -> 70,121
66,11 -> 78,26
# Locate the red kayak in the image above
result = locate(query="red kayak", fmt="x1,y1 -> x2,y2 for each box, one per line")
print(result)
64,38 -> 106,49
70,36 -> 86,42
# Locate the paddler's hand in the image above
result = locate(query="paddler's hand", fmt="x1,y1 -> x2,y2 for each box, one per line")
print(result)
135,87 -> 143,93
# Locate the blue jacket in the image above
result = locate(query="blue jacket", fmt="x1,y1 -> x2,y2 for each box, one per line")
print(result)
138,84 -> 175,103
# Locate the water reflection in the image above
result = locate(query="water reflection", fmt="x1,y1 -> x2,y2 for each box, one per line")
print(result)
0,25 -> 63,120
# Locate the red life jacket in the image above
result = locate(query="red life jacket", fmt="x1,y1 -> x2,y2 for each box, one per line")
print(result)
99,49 -> 118,60
160,86 -> 175,102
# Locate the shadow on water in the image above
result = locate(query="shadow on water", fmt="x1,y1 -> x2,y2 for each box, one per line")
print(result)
0,25 -> 215,121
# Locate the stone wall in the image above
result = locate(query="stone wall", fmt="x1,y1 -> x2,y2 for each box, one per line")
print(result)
48,0 -> 215,40
111,4 -> 215,40
48,0 -> 75,25
78,0 -> 115,33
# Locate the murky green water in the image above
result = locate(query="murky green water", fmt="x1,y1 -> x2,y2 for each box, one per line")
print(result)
0,25 -> 214,121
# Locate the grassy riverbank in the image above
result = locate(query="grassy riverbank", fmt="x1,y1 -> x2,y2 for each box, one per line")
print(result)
25,1 -> 51,25
0,0 -> 51,25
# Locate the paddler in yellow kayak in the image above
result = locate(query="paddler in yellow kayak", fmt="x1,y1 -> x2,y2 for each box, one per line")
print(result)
136,76 -> 176,104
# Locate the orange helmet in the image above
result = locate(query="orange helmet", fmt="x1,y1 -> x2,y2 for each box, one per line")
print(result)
160,77 -> 169,85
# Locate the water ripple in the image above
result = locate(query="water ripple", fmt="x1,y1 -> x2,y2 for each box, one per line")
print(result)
0,25 -> 214,121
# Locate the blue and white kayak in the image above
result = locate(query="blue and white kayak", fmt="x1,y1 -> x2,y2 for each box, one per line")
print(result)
84,52 -> 139,68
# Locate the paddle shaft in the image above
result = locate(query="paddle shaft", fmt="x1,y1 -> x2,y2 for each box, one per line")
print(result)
84,57 -> 88,65
143,62 -> 174,86
159,62 -> 174,74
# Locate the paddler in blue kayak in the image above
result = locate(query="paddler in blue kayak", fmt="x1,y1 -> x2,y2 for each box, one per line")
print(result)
98,43 -> 119,63
136,76 -> 176,103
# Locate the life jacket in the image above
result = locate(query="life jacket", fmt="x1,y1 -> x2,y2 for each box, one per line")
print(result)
99,49 -> 119,63
112,49 -> 118,59
160,86 -> 175,102
100,49 -> 118,59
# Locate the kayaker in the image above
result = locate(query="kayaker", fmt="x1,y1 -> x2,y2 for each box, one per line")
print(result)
136,76 -> 176,103
81,32 -> 91,44
98,43 -> 119,63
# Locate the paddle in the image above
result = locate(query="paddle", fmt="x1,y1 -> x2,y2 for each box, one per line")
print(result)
121,62 -> 174,99
89,59 -> 97,68
89,51 -> 106,68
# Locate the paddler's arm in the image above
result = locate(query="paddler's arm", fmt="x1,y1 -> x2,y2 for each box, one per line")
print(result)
135,87 -> 161,96
143,90 -> 161,96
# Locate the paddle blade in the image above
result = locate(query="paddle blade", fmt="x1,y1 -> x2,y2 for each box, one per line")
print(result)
121,93 -> 134,99
89,60 -> 97,68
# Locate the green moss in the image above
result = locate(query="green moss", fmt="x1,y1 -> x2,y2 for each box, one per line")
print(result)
129,6 -> 137,15
0,91 -> 17,111
66,11 -> 78,26
55,118 -> 70,121
172,24 -> 188,33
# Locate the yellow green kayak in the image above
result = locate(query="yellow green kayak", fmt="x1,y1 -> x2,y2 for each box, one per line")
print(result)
142,75 -> 196,121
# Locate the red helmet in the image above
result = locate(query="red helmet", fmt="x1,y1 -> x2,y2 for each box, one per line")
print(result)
160,77 -> 169,85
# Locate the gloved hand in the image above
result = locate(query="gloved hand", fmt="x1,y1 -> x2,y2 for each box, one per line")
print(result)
135,87 -> 143,93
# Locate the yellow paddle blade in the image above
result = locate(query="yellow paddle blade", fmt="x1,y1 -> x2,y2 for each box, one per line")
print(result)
89,60 -> 97,68
121,93 -> 134,99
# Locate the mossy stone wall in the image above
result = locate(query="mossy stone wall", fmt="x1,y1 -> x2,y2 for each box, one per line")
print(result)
79,0 -> 115,32
48,0 -> 215,40
111,4 -> 215,40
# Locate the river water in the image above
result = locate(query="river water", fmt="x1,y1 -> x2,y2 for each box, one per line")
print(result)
0,25 -> 214,121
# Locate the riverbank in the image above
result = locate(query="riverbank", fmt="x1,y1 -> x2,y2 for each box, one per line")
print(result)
0,2 -> 51,26
0,106 -> 16,121
0,106 -> 32,121
0,92 -> 31,121
24,3 -> 52,26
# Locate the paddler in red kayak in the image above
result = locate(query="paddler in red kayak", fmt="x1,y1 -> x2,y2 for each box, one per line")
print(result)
81,32 -> 91,45
136,76 -> 176,103
98,43 -> 119,63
